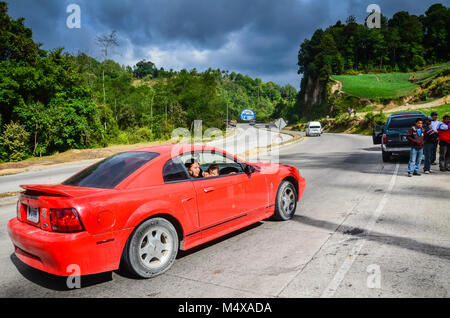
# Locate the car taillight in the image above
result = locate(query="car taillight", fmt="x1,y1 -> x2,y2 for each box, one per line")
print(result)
382,134 -> 387,143
50,208 -> 84,233
16,201 -> 21,221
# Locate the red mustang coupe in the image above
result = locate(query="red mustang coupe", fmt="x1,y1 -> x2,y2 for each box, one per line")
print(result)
8,144 -> 305,278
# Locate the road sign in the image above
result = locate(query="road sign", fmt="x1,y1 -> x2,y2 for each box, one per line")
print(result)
240,109 -> 255,121
274,118 -> 287,130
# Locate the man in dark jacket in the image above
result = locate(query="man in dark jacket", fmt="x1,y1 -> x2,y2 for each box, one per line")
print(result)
406,118 -> 424,177
423,117 -> 439,174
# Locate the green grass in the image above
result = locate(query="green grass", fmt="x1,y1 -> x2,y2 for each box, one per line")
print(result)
413,62 -> 450,84
358,105 -> 376,113
331,63 -> 450,99
332,73 -> 418,99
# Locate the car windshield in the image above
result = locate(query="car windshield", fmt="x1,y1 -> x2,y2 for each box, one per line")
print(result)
388,116 -> 424,129
62,151 -> 159,189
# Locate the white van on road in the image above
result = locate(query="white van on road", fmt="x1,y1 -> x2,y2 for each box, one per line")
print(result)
305,121 -> 322,137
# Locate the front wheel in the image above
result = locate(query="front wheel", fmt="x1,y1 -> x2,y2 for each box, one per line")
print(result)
273,181 -> 298,221
121,218 -> 179,278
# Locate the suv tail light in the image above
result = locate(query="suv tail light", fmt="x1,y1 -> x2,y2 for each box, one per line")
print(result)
50,208 -> 84,233
382,134 -> 387,144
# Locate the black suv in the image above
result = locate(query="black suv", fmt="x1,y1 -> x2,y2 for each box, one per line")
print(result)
373,111 -> 427,162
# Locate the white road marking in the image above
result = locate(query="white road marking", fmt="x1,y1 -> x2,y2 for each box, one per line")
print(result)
321,163 -> 400,298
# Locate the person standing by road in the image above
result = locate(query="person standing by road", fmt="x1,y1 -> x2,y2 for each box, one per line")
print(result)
423,117 -> 439,174
429,112 -> 441,165
437,115 -> 450,172
406,118 -> 425,177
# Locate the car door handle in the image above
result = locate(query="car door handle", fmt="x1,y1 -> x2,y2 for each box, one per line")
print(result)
203,187 -> 215,193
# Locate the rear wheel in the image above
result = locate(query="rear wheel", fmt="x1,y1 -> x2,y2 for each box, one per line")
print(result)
273,181 -> 297,221
121,218 -> 179,278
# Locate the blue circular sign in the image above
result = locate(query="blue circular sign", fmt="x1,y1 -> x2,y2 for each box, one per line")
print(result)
240,109 -> 255,121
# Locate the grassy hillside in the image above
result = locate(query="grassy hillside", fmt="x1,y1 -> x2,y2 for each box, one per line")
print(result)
331,63 -> 450,99
331,73 -> 418,99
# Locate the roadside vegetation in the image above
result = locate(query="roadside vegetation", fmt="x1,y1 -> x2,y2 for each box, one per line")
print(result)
289,3 -> 449,135
0,2 -> 296,163
293,3 -> 449,121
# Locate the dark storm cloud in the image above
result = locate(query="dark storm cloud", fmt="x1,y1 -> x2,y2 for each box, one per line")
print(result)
5,0 -> 443,87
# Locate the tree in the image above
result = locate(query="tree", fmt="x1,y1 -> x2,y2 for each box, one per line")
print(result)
133,60 -> 158,79
0,1 -> 42,65
95,31 -> 118,107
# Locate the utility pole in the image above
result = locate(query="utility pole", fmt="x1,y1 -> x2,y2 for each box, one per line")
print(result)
226,102 -> 229,128
95,31 -> 118,132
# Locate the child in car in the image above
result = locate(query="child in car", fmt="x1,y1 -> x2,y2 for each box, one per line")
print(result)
203,164 -> 219,177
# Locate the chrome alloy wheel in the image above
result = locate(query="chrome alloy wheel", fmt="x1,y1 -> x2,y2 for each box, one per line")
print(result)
281,186 -> 296,215
138,226 -> 174,270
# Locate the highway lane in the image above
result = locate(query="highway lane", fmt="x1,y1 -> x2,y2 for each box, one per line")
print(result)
0,133 -> 449,297
0,124 -> 292,194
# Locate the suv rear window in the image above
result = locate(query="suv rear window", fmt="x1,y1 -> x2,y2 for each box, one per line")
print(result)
63,151 -> 159,189
388,116 -> 424,129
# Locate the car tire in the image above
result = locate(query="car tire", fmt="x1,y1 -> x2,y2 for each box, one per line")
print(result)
382,149 -> 391,162
121,217 -> 179,278
272,180 -> 297,221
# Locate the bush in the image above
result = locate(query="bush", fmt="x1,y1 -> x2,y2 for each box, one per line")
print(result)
128,127 -> 154,144
0,121 -> 30,162
116,131 -> 130,145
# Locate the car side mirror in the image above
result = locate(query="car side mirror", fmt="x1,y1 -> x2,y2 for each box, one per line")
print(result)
244,164 -> 255,174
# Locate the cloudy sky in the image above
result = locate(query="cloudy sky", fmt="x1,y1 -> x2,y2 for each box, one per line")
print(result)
6,0 -> 443,88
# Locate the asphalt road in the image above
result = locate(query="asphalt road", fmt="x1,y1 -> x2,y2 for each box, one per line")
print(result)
0,133 -> 449,297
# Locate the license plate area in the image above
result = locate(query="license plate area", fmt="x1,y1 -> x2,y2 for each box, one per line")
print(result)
27,206 -> 40,224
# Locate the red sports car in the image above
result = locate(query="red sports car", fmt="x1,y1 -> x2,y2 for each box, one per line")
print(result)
8,144 -> 305,278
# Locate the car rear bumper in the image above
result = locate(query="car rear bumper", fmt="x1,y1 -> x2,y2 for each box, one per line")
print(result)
382,145 -> 410,153
8,218 -> 133,276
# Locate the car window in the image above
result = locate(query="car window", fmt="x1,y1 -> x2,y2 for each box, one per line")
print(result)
388,116 -> 424,129
163,158 -> 189,182
179,151 -> 244,178
63,151 -> 159,189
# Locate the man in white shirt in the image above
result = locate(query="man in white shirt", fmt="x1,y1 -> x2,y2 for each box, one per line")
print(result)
429,112 -> 441,165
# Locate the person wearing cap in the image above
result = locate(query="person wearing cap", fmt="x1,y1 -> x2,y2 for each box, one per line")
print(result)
437,115 -> 450,172
429,112 -> 441,165
423,116 -> 439,174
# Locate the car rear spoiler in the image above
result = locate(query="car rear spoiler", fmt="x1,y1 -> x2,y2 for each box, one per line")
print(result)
20,184 -> 105,198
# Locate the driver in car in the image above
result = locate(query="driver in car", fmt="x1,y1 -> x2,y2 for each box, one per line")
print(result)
185,159 -> 202,178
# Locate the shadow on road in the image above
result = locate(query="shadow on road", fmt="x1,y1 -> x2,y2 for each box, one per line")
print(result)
280,150 -> 414,176
291,215 -> 450,261
362,147 -> 381,152
9,254 -> 113,292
